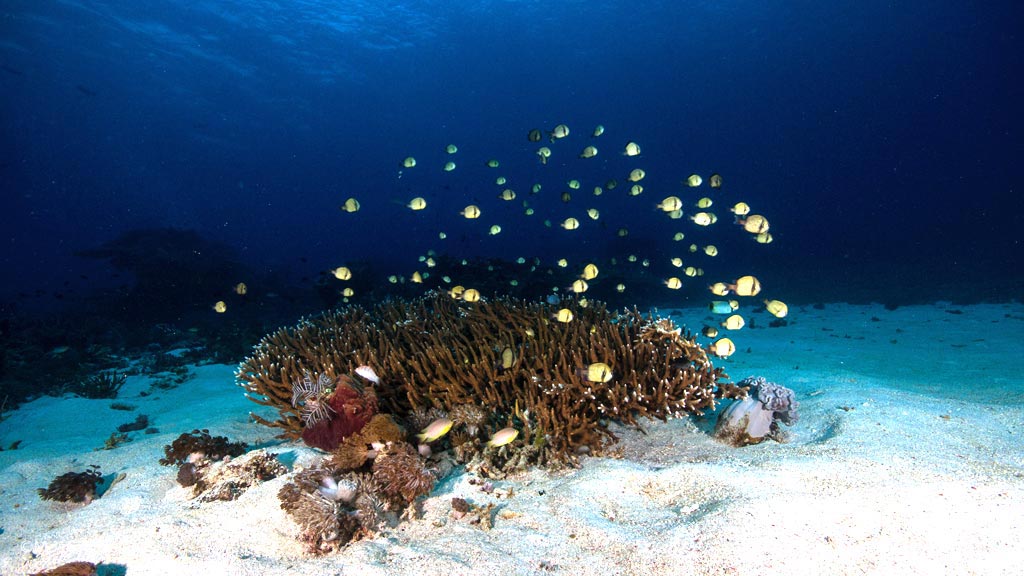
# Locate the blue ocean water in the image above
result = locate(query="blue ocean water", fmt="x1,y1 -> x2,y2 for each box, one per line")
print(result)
3,0 -> 1021,314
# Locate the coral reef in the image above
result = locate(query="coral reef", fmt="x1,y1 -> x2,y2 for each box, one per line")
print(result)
238,293 -> 741,466
714,376 -> 799,446
37,465 -> 103,504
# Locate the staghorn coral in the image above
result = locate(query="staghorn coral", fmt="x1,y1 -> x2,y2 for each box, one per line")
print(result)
238,292 -> 735,465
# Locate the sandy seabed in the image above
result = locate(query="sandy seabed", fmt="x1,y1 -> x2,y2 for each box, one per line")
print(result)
2,302 -> 1022,575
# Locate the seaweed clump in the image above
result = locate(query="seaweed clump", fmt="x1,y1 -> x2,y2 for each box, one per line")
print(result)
159,429 -> 248,466
37,465 -> 103,504
238,292 -> 742,467
160,429 -> 249,492
63,371 -> 126,399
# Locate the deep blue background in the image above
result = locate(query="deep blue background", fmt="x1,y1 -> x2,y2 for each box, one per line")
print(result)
2,0 -> 1021,311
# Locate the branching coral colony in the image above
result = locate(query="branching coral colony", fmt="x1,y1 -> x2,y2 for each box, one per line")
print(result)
237,292 -> 746,469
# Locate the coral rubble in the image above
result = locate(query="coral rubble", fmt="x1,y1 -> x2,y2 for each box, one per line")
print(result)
238,293 -> 741,465
187,449 -> 288,502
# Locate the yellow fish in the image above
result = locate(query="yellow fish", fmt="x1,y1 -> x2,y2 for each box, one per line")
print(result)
408,197 -> 427,210
582,362 -> 613,383
333,267 -> 352,281
764,299 -> 788,318
213,301 -> 227,313
721,314 -> 745,330
417,418 -> 454,443
339,198 -> 360,213
402,157 -> 416,168
728,275 -> 761,297
462,288 -> 481,302
737,214 -> 769,234
709,338 -> 736,358
555,309 -> 574,323
690,212 -> 712,226
487,427 -> 519,447
730,202 -> 751,216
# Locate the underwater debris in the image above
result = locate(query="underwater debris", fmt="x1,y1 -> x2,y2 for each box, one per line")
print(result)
714,376 -> 799,446
450,497 -> 497,530
37,465 -> 103,504
100,431 -> 131,450
238,293 -> 742,466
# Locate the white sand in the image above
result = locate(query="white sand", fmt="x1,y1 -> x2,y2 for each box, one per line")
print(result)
2,302 -> 1022,575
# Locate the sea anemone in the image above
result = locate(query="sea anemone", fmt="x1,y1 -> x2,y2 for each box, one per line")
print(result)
371,442 -> 436,505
